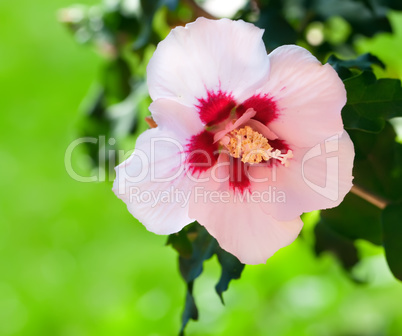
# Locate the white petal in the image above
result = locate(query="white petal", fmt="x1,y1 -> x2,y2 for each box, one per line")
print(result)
113,127 -> 194,234
260,45 -> 346,147
147,17 -> 270,106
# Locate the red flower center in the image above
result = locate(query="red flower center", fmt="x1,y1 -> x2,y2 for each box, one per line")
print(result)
187,90 -> 292,193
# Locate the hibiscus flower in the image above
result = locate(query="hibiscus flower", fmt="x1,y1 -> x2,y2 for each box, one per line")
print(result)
113,17 -> 354,264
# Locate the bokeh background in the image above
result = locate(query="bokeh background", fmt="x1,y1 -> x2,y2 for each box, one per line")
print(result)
1,0 -> 402,335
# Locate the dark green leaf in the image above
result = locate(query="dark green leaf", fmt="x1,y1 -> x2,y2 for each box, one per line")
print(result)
329,53 -> 385,71
320,193 -> 383,245
102,7 -> 124,34
313,0 -> 392,37
258,11 -> 297,50
349,123 -> 402,201
321,124 -> 401,247
134,0 -> 177,49
103,57 -> 132,105
256,0 -> 297,50
116,13 -> 141,37
169,223 -> 218,335
178,224 -> 217,283
180,281 -> 198,336
328,53 -> 385,80
84,85 -> 106,119
330,63 -> 354,81
133,16 -> 153,50
215,248 -> 245,304
355,0 -> 376,12
140,0 -> 160,16
163,0 -> 179,11
382,202 -> 402,281
169,222 -> 246,334
106,80 -> 147,140
342,71 -> 402,132
167,228 -> 193,259
314,221 -> 359,270
367,0 -> 402,11
78,85 -> 114,166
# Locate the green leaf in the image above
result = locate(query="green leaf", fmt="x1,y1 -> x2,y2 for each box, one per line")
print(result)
256,0 -> 297,50
349,123 -> 402,202
168,222 -> 245,334
215,248 -> 245,304
319,122 -> 402,263
328,53 -> 384,80
313,0 -> 392,37
163,0 -> 179,11
342,71 -> 402,132
387,0 -> 402,10
167,227 -> 193,259
329,53 -> 385,71
178,224 -> 217,283
359,0 -> 402,11
106,80 -> 147,140
78,85 -> 109,164
320,193 -> 383,245
103,57 -> 132,105
382,202 -> 402,281
168,223 -> 217,336
134,0 -> 178,50
314,221 -> 359,271
355,0 -> 376,12
132,16 -> 153,50
179,281 -> 198,336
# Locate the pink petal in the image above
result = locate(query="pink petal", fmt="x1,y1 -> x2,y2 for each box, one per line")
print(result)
245,119 -> 278,140
150,99 -> 204,141
113,128 -> 194,234
188,179 -> 303,264
251,131 -> 355,221
213,107 -> 256,143
260,45 -> 346,148
147,17 -> 270,107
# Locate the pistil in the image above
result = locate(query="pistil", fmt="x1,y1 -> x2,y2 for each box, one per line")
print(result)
221,126 -> 293,166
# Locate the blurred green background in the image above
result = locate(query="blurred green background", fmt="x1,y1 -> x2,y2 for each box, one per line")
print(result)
1,0 -> 402,335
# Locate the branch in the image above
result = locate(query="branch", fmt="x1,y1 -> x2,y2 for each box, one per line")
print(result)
350,185 -> 388,210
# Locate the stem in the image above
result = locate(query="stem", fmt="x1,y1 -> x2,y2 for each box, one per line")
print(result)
351,185 -> 388,210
